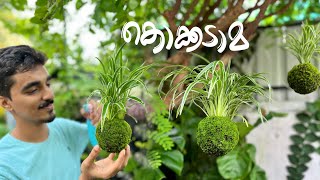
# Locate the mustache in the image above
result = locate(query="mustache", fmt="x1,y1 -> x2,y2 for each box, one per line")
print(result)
39,100 -> 54,109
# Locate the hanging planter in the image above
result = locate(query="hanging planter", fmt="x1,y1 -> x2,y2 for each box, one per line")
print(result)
91,44 -> 151,153
285,23 -> 320,94
159,58 -> 270,157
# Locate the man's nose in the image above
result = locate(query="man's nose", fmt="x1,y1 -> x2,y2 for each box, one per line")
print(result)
43,86 -> 54,100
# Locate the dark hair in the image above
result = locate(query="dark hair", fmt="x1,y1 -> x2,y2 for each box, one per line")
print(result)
0,45 -> 47,99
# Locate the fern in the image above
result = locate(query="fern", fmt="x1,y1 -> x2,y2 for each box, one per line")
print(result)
150,131 -> 174,151
152,112 -> 173,132
149,107 -> 174,151
147,150 -> 162,169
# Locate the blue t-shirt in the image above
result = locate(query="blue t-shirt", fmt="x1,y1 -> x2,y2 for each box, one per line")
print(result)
0,118 -> 89,180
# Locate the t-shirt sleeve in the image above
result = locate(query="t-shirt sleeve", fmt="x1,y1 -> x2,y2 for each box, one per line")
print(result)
54,118 -> 89,156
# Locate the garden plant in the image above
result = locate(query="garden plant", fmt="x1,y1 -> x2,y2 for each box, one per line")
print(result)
159,57 -> 271,157
92,45 -> 151,153
285,23 -> 320,94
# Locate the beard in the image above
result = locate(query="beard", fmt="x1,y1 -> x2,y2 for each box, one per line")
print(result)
41,114 -> 56,123
37,110 -> 56,124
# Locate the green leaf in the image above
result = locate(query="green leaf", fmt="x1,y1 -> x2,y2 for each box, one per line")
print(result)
296,112 -> 312,122
30,17 -> 46,24
288,154 -> 299,164
290,145 -> 301,154
34,7 -> 48,16
302,144 -> 315,154
290,135 -> 304,144
269,111 -> 288,118
129,0 -> 139,9
309,123 -> 318,132
293,124 -> 307,133
171,136 -> 186,151
314,111 -> 320,121
306,102 -> 319,113
133,168 -> 165,180
305,133 -> 318,142
287,166 -> 302,177
243,144 -> 256,161
11,0 -> 27,10
296,164 -> 308,174
147,151 -> 162,169
217,148 -> 252,179
299,154 -> 311,164
36,0 -> 47,6
161,150 -> 184,175
287,175 -> 304,180
249,165 -> 267,180
236,122 -> 254,139
76,0 -> 86,10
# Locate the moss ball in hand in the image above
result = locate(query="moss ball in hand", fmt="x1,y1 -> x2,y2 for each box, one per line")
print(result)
96,119 -> 132,153
287,62 -> 320,94
196,116 -> 239,157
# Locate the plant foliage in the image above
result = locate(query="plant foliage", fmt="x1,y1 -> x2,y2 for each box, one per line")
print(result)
90,44 -> 151,129
285,23 -> 320,64
159,58 -> 271,124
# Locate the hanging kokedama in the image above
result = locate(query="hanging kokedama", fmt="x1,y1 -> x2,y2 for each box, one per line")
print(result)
285,24 -> 320,94
160,59 -> 270,157
91,44 -> 150,153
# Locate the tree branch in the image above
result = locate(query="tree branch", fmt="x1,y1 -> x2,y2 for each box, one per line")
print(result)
163,0 -> 182,32
200,0 -> 223,27
172,0 -> 182,15
221,0 -> 295,65
202,0 -> 245,43
221,0 -> 273,64
190,0 -> 210,27
228,0 -> 234,8
181,0 -> 199,26
243,0 -> 261,23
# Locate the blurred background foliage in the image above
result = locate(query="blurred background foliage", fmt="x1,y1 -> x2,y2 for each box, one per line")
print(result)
0,0 -> 320,179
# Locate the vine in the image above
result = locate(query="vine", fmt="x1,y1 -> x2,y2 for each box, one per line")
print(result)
287,99 -> 320,180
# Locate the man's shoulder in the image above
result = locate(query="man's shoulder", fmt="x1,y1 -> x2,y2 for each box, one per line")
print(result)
0,134 -> 23,160
0,140 -> 21,179
0,134 -> 12,148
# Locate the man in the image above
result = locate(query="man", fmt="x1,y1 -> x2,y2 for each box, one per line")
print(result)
0,45 -> 130,179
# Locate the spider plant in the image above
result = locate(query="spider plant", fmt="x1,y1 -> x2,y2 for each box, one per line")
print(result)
159,58 -> 270,156
285,23 -> 320,94
90,44 -> 151,153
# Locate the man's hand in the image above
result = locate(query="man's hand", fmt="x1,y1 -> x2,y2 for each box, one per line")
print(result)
80,145 -> 131,180
80,100 -> 102,125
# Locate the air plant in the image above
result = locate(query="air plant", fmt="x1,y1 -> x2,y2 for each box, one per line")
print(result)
91,44 -> 150,153
159,58 -> 270,157
285,23 -> 320,94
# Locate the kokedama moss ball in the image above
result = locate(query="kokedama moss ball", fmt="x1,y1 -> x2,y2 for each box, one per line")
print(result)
287,62 -> 320,94
196,116 -> 239,157
96,119 -> 132,153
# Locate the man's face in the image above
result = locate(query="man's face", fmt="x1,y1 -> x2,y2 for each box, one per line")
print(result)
7,65 -> 55,124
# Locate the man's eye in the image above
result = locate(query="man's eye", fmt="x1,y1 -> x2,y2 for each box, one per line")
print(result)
47,83 -> 51,87
27,89 -> 38,94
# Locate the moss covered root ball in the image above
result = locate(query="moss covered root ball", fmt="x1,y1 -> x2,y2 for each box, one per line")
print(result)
197,116 -> 239,157
287,62 -> 320,94
96,119 -> 132,153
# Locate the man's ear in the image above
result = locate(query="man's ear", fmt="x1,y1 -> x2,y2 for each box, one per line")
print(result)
0,96 -> 13,112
